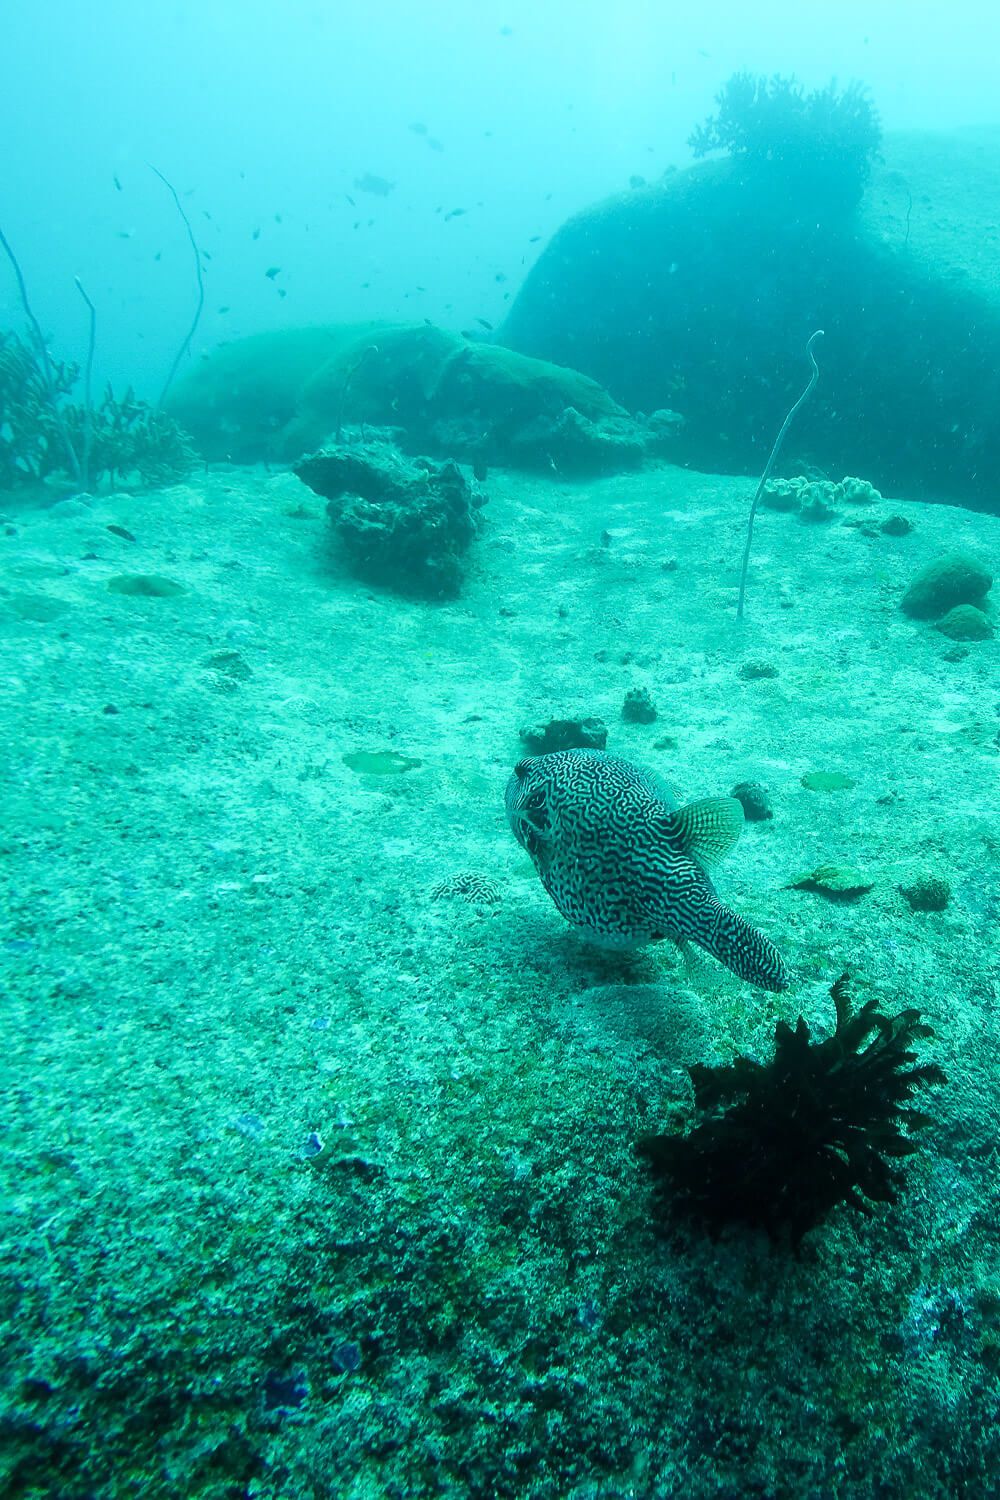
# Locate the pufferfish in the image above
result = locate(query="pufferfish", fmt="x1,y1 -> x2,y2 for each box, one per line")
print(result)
505,749 -> 788,992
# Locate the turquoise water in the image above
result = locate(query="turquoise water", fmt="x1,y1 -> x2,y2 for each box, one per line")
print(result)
2,6 -> 1000,1497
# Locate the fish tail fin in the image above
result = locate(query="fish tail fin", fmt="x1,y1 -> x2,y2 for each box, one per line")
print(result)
697,899 -> 789,992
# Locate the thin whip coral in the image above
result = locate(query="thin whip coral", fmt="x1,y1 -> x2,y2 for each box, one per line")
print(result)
736,329 -> 823,619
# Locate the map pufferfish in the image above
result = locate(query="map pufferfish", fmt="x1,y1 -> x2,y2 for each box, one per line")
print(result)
505,749 -> 789,992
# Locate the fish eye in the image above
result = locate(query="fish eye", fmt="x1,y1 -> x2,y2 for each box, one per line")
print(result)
513,758 -> 533,780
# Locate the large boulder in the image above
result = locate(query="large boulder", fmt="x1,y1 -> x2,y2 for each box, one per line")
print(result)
166,321 -> 679,477
164,325 -> 357,463
500,129 -> 1000,510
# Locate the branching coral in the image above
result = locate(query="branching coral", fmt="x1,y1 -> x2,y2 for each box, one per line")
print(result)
0,330 -> 79,487
689,72 -> 881,208
638,973 -> 945,1245
66,384 -> 198,488
0,330 -> 196,491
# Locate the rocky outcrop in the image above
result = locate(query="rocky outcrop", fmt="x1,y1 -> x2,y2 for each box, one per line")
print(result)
501,130 -> 1000,511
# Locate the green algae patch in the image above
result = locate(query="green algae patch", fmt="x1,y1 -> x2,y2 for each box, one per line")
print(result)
801,770 -> 856,792
107,573 -> 186,597
7,592 -> 71,621
343,750 -> 422,776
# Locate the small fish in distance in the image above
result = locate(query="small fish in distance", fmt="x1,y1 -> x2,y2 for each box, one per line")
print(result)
354,172 -> 395,197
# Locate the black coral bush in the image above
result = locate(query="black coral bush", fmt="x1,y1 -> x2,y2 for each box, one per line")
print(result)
638,973 -> 944,1245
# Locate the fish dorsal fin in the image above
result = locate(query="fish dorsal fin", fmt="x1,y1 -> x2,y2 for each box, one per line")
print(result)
668,797 -> 744,871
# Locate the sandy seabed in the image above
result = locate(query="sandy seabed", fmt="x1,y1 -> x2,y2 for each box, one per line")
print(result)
1,458 -> 999,1498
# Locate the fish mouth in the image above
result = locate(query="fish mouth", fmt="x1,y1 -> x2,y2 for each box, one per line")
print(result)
505,764 -> 553,860
512,802 -> 551,859
758,953 -> 791,992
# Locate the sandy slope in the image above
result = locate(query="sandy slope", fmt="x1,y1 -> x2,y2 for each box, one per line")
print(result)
1,459 -> 998,1497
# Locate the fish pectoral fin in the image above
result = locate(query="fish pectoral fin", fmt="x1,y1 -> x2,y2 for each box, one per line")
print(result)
674,937 -> 712,984
665,796 -> 744,871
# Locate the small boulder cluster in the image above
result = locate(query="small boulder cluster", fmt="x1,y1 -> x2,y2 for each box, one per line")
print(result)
900,552 -> 994,642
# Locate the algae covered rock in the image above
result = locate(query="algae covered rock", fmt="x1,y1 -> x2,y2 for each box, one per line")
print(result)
900,874 -> 951,911
501,114 -> 1000,507
297,327 -> 681,476
934,604 -> 995,641
169,321 -> 677,477
788,864 -> 874,899
165,325 -> 353,462
295,439 -> 485,598
519,717 -> 608,754
291,322 -> 471,450
506,404 -> 646,475
901,552 -> 993,620
730,782 -> 773,821
622,687 -> 657,724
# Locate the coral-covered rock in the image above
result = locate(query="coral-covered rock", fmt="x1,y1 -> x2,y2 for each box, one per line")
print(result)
730,782 -> 773,821
621,687 -> 657,724
295,439 -> 485,597
901,552 -> 993,620
900,874 -> 951,911
933,604 -> 994,641
501,120 -> 1000,508
518,717 -> 608,755
169,321 -> 679,478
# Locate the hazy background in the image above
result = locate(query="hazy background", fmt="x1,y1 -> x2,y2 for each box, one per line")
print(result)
3,0 -> 1000,399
